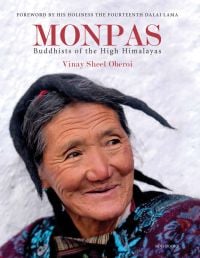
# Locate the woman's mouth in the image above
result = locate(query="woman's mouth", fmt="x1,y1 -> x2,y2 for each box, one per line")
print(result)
84,184 -> 118,195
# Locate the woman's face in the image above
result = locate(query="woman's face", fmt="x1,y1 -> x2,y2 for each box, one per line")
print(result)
39,102 -> 134,223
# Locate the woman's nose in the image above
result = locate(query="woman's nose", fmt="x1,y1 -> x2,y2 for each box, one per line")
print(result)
85,148 -> 112,182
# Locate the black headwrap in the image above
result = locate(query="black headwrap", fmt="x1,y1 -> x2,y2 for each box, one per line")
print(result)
10,73 -> 173,197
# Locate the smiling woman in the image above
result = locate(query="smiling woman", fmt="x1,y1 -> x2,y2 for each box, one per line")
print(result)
0,74 -> 199,258
39,103 -> 134,237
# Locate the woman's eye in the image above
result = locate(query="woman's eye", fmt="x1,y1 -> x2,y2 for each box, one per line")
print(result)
66,151 -> 81,159
107,138 -> 121,146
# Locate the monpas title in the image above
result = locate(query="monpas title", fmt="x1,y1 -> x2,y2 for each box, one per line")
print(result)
33,24 -> 161,47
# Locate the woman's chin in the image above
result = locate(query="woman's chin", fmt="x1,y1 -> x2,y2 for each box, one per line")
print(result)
86,203 -> 127,222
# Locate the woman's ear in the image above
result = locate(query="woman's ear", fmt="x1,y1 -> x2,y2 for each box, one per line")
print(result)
38,165 -> 51,189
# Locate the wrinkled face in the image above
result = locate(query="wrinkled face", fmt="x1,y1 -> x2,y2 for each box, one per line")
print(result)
39,102 -> 134,222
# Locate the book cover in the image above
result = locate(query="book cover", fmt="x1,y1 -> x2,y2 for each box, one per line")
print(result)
0,0 -> 199,245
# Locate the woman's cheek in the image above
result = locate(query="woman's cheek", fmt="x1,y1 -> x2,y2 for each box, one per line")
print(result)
52,163 -> 86,193
111,144 -> 134,175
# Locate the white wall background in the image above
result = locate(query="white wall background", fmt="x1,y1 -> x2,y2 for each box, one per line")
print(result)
0,0 -> 199,245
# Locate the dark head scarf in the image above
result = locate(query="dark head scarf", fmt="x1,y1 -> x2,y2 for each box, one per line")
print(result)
10,73 -> 173,197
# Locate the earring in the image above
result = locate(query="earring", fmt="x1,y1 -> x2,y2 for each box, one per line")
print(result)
43,188 -> 49,193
